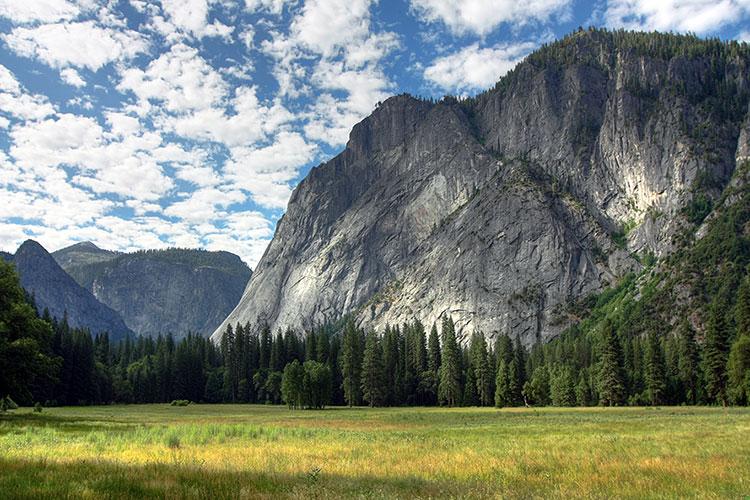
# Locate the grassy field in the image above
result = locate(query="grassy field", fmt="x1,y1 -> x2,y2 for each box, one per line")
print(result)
0,405 -> 748,499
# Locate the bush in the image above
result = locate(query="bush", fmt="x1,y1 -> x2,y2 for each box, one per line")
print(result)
33,402 -> 43,413
170,400 -> 191,407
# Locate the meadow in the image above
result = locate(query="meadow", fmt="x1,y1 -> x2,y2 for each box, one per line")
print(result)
0,405 -> 748,499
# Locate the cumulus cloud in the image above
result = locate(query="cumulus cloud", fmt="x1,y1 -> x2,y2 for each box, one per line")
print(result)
3,21 -> 148,71
0,0 -> 93,24
605,0 -> 750,34
60,67 -> 86,87
225,131 -> 317,208
160,0 -> 234,40
118,43 -> 227,114
424,41 -> 535,92
244,0 -> 292,15
261,0 -> 397,147
0,64 -> 56,120
410,0 -> 572,36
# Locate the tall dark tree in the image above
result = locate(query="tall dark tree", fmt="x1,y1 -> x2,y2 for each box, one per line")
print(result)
438,316 -> 462,407
361,331 -> 386,407
340,319 -> 363,406
597,320 -> 625,406
703,290 -> 732,406
644,332 -> 667,405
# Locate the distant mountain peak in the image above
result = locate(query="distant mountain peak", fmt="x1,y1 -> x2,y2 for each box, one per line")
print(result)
10,240 -> 133,340
67,241 -> 102,251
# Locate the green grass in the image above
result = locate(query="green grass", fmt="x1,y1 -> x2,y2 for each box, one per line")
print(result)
1,405 -> 749,498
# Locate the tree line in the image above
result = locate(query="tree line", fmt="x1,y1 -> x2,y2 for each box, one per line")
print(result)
1,257 -> 749,408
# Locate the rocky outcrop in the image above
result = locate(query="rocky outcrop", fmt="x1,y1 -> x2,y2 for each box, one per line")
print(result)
213,30 -> 750,345
54,245 -> 251,338
7,240 -> 133,340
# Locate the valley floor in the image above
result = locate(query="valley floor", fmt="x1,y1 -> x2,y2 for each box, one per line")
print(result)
0,405 -> 748,498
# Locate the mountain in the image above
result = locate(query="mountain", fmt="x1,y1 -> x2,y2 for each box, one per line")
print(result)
7,240 -> 133,340
52,241 -> 120,270
212,29 -> 750,345
54,245 -> 252,338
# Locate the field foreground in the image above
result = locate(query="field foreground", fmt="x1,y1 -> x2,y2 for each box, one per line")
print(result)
0,405 -> 748,498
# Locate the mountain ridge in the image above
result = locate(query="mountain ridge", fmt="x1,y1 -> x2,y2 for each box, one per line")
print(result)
212,29 -> 750,344
54,244 -> 252,338
6,239 -> 133,340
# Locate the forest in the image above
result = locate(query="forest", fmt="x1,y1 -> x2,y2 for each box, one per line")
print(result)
2,251 -> 749,409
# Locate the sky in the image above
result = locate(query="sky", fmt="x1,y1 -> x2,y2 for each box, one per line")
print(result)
1,0 -> 749,267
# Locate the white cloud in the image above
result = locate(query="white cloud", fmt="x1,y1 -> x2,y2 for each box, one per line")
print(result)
291,0 -> 372,56
118,43 -> 227,114
244,0 -> 293,15
160,0 -> 234,40
225,131 -> 317,208
0,0 -> 93,24
164,186 -> 245,224
168,85 -> 294,146
410,0 -> 571,36
740,31 -> 750,42
60,67 -> 86,87
0,64 -> 56,121
424,41 -> 535,92
3,21 -> 148,71
9,114 -> 175,201
605,0 -> 750,34
260,0 -> 397,146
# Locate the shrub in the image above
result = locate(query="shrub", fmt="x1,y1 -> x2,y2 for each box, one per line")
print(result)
170,400 -> 191,407
33,402 -> 43,413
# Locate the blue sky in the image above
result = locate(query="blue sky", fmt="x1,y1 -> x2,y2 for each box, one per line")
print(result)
1,0 -> 748,266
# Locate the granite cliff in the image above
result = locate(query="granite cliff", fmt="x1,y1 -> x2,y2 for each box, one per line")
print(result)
54,244 -> 251,338
6,240 -> 133,340
213,30 -> 750,344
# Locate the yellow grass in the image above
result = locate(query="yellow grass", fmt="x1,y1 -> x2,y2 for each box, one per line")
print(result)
0,405 -> 748,498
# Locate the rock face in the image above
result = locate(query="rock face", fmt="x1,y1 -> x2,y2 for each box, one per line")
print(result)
8,240 -> 133,340
54,245 -> 251,338
213,30 -> 750,345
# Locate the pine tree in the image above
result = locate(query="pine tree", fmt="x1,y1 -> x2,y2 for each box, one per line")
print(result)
727,333 -> 750,405
383,326 -> 400,405
418,323 -> 441,404
703,290 -> 732,406
427,324 -> 441,375
438,316 -> 462,406
575,369 -> 592,406
644,332 -> 667,405
340,319 -> 362,406
550,365 -> 575,406
597,320 -> 625,406
361,331 -> 386,407
735,276 -> 750,337
494,360 -> 511,407
469,332 -> 493,406
676,320 -> 700,404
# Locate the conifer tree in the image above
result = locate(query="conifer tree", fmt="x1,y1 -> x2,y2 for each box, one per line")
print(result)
438,316 -> 462,406
494,360 -> 511,407
550,364 -> 575,406
727,333 -> 750,405
703,290 -> 732,406
469,332 -> 493,406
341,319 -> 363,406
361,331 -> 386,407
597,320 -> 625,406
644,332 -> 667,405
